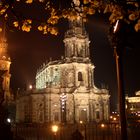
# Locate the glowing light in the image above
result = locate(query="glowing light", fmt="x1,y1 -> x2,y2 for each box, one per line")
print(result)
110,116 -> 113,119
80,121 -> 83,124
113,117 -> 117,121
52,125 -> 58,134
113,20 -> 119,33
0,28 -> 2,32
29,85 -> 32,89
101,123 -> 105,128
7,118 -> 11,123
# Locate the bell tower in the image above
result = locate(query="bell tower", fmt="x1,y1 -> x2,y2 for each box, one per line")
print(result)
63,17 -> 90,63
0,28 -> 11,102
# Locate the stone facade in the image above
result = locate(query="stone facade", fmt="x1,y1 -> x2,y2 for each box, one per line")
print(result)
126,90 -> 140,115
0,37 -> 11,103
16,17 -> 110,124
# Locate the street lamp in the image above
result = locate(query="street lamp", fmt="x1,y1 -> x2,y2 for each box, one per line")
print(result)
112,20 -> 128,140
80,120 -> 87,140
101,123 -> 105,128
100,123 -> 106,140
29,85 -> 32,90
52,125 -> 59,134
113,117 -> 117,121
7,118 -> 11,123
52,125 -> 59,140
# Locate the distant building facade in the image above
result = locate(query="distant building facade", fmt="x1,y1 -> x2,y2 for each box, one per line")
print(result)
126,90 -> 140,116
16,17 -> 110,124
0,37 -> 11,103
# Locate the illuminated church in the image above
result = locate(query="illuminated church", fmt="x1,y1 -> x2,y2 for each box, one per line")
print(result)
0,36 -> 11,103
16,17 -> 110,124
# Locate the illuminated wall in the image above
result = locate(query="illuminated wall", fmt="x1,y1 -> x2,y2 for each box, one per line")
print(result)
16,14 -> 110,123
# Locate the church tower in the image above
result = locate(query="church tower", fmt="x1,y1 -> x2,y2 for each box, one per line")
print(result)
63,16 -> 95,89
0,32 -> 11,102
64,17 -> 90,63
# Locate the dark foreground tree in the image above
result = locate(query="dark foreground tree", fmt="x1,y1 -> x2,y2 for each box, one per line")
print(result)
0,0 -> 139,35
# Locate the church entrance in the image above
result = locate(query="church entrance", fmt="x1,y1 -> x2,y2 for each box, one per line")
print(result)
79,108 -> 87,122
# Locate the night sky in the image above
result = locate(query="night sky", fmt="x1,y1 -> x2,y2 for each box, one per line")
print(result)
4,3 -> 140,110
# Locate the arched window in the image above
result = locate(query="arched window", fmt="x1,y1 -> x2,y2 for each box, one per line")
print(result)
78,72 -> 83,81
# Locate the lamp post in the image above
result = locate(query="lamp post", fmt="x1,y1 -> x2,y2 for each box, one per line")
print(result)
80,121 -> 87,140
111,20 -> 128,140
52,125 -> 59,140
101,123 -> 105,140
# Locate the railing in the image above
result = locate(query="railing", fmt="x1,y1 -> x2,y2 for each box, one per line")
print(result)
11,122 -> 140,140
